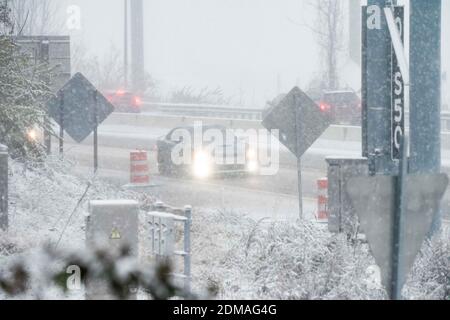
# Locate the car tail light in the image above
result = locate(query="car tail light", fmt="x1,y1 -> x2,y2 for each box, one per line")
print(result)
133,96 -> 142,107
116,89 -> 126,96
319,102 -> 331,112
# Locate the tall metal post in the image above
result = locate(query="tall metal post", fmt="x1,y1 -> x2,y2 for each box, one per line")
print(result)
183,206 -> 192,293
364,0 -> 397,175
0,144 -> 8,231
349,0 -> 361,66
409,1 -> 442,174
124,0 -> 129,89
295,101 -> 304,220
409,0 -> 442,233
130,0 -> 145,93
93,90 -> 99,173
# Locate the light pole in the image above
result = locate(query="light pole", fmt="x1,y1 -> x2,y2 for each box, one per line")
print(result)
124,0 -> 129,89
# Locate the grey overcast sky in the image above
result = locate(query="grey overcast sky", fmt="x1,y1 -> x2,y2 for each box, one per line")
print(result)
60,0 -> 325,105
58,0 -> 449,106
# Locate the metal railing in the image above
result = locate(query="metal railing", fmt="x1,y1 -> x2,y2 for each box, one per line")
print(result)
142,102 -> 450,131
147,201 -> 192,292
143,102 -> 264,120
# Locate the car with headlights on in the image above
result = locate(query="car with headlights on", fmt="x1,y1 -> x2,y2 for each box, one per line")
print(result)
156,125 -> 259,179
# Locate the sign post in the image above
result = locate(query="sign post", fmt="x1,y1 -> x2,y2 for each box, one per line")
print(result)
351,2 -> 446,299
47,73 -> 114,173
409,0 -> 442,234
363,0 -> 398,175
93,90 -> 99,173
294,97 -> 304,218
263,87 -> 332,219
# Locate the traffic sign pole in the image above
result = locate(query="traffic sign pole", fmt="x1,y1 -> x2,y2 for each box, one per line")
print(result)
93,90 -> 99,173
364,0 -> 397,175
295,99 -> 303,220
262,87 -> 331,221
391,135 -> 407,300
410,0 -> 442,174
409,0 -> 442,234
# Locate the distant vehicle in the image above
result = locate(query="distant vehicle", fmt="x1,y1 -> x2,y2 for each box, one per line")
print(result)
157,125 -> 259,179
104,89 -> 142,113
317,90 -> 361,125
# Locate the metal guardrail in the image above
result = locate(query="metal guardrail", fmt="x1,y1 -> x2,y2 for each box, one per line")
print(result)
143,102 -> 264,120
143,102 -> 450,132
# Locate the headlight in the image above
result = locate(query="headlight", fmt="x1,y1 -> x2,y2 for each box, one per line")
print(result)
246,148 -> 257,160
247,160 -> 259,173
193,150 -> 212,178
27,128 -> 38,142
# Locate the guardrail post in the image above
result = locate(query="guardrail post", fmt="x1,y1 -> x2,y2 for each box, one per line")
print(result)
183,205 -> 192,293
0,144 -> 8,231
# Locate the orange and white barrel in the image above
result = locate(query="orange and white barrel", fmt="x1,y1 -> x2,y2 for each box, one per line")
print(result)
130,151 -> 150,185
317,178 -> 328,221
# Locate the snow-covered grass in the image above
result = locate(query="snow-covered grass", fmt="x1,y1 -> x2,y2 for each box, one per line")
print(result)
0,157 -> 449,300
6,156 -> 145,250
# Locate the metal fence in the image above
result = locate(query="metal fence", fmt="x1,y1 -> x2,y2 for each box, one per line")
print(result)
147,202 -> 192,292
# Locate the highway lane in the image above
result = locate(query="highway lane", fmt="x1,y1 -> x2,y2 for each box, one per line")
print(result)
58,142 -> 325,198
50,114 -> 450,220
73,165 -> 315,221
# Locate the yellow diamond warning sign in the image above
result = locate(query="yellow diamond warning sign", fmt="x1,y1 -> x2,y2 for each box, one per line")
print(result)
110,228 -> 121,240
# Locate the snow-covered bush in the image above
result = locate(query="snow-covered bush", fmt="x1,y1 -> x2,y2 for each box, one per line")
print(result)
404,236 -> 450,300
206,220 -> 386,300
0,241 -> 190,300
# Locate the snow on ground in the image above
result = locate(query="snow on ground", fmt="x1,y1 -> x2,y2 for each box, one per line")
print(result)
0,157 -> 449,300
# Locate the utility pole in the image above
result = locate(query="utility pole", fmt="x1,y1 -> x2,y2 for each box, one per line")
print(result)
130,0 -> 145,93
124,0 -> 129,89
349,0 -> 361,66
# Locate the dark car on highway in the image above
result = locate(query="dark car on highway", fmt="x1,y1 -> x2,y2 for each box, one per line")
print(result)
104,89 -> 142,113
157,125 -> 259,179
317,90 -> 361,125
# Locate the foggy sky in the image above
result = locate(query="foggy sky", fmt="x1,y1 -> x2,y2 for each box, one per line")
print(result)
58,0 -> 449,106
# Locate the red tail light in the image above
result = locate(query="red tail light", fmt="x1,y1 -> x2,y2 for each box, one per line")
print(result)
319,102 -> 331,112
133,96 -> 142,107
116,89 -> 126,96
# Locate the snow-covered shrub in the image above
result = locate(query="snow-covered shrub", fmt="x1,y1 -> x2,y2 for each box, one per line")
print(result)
7,156 -> 147,249
207,220 -> 386,300
0,242 -> 191,300
404,236 -> 450,300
